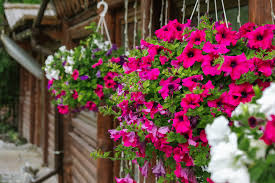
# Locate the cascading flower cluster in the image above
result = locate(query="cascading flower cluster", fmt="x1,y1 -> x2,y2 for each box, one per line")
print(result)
95,17 -> 275,182
43,23 -> 124,114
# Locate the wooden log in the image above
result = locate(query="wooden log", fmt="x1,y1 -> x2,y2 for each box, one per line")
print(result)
249,0 -> 275,25
97,113 -> 114,183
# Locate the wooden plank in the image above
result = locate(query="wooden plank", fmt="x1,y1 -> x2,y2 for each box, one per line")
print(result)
71,118 -> 97,140
97,113 -> 113,183
72,155 -> 96,183
72,166 -> 88,183
70,145 -> 97,179
249,0 -> 275,25
73,128 -> 97,148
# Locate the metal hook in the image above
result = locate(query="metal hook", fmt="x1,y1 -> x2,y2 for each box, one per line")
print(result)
97,1 -> 108,17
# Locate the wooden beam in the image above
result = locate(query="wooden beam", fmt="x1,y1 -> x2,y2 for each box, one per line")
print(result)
33,0 -> 50,28
97,113 -> 114,183
249,0 -> 275,25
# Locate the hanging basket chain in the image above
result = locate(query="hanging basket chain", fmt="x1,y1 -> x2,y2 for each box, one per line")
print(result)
133,0 -> 137,48
214,0 -> 218,21
190,0 -> 199,20
221,0 -> 228,27
197,0 -> 200,25
148,0 -> 153,37
96,0 -> 112,45
124,0 -> 129,51
160,0 -> 164,27
270,0 -> 275,24
182,0 -> 186,23
165,0 -> 169,25
237,0 -> 241,27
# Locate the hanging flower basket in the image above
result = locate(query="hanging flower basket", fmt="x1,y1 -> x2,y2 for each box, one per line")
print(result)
43,23 -> 125,114
93,17 -> 275,183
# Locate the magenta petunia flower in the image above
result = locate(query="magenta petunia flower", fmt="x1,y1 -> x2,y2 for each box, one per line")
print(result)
181,94 -> 202,113
175,164 -> 197,183
228,82 -> 255,106
182,75 -> 204,91
239,22 -> 256,38
261,115 -> 275,145
215,23 -> 238,46
115,174 -> 136,183
172,111 -> 191,134
247,26 -> 274,50
188,30 -> 206,45
95,84 -> 104,99
122,131 -> 138,147
221,53 -> 252,80
85,101 -> 97,111
252,57 -> 274,77
140,161 -> 150,177
152,160 -> 166,178
177,45 -> 203,68
202,41 -> 230,55
72,90 -> 78,99
201,80 -> 215,97
92,58 -> 103,68
139,68 -> 160,80
201,55 -> 222,76
142,101 -> 165,119
130,92 -> 145,104
159,55 -> 169,65
158,77 -> 181,99
57,104 -> 69,114
47,79 -> 54,89
72,69 -> 79,80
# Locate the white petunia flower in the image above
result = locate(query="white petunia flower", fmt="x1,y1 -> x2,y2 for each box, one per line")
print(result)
59,45 -> 67,52
257,82 -> 275,119
67,56 -> 74,65
205,116 -> 231,147
231,103 -> 259,117
64,66 -> 73,74
46,69 -> 60,80
249,138 -> 267,159
45,55 -> 54,65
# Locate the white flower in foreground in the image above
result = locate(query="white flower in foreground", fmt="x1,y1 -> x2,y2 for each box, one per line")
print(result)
257,82 -> 275,119
231,103 -> 259,117
59,45 -> 67,52
205,116 -> 230,147
45,55 -> 54,65
207,116 -> 250,183
64,66 -> 73,74
46,69 -> 60,80
250,138 -> 267,159
67,56 -> 74,65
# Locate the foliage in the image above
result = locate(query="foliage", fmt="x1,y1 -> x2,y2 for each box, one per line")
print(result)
92,16 -> 275,183
0,121 -> 27,145
44,23 -> 125,114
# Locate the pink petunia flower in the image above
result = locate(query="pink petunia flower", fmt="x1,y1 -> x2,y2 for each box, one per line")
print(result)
227,82 -> 255,106
85,101 -> 97,111
177,45 -> 203,68
95,84 -> 104,99
72,69 -> 79,80
139,68 -> 160,80
57,104 -> 69,114
201,55 -> 222,76
215,23 -> 238,46
247,26 -> 274,50
172,111 -> 191,134
159,55 -> 169,65
188,30 -> 206,45
72,90 -> 78,99
174,164 -> 197,183
158,77 -> 181,99
202,42 -> 230,55
221,53 -> 252,80
182,75 -> 204,91
142,101 -> 166,119
261,115 -> 275,145
115,174 -> 136,183
252,57 -> 274,77
239,22 -> 256,38
181,94 -> 202,113
92,58 -> 103,68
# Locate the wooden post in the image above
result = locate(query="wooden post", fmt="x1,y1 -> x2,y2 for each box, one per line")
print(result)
97,113 -> 114,183
249,0 -> 275,24
141,0 -> 152,38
